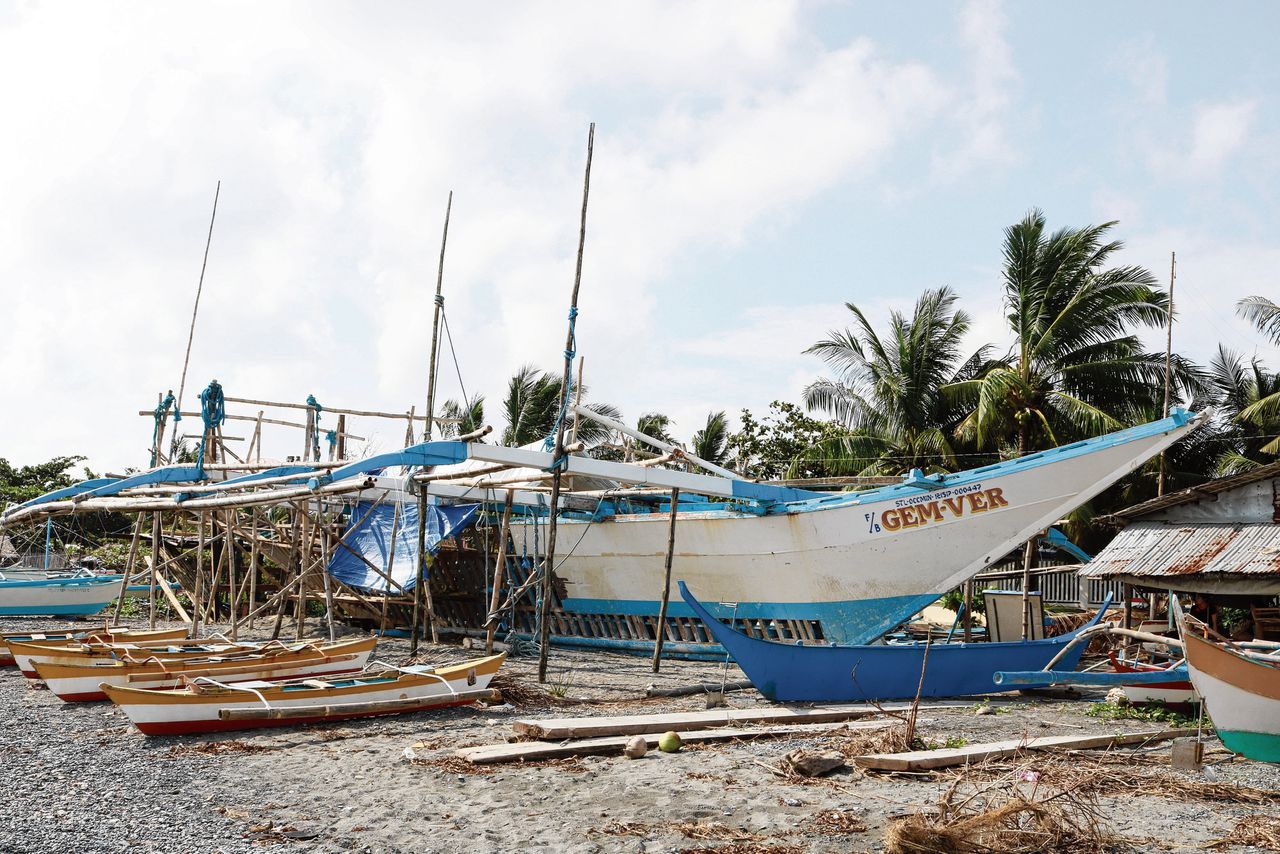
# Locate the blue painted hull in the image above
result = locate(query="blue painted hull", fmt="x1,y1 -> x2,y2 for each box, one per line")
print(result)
680,582 -> 1109,702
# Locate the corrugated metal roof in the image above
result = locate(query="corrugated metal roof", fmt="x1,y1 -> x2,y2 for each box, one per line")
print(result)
1105,460 -> 1280,523
1080,521 -> 1280,578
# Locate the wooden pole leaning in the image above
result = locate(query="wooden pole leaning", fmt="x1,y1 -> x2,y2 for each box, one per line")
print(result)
321,520 -> 337,643
485,491 -> 515,654
147,512 -> 161,629
410,482 -> 434,652
538,122 -> 595,684
191,511 -> 206,639
113,516 -> 144,625
651,488 -> 680,673
423,191 -> 453,443
380,502 -> 402,633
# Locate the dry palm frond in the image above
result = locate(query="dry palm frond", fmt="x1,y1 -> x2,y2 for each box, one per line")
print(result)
678,844 -> 803,854
808,808 -> 868,834
489,673 -> 580,708
409,755 -> 498,775
1206,815 -> 1280,851
674,821 -> 771,842
167,739 -> 275,757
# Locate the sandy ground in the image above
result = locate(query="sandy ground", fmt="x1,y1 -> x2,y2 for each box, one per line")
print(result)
3,616 -> 1280,854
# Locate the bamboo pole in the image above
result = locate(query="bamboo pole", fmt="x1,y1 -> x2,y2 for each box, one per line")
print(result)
381,502 -> 402,632
321,521 -> 336,642
651,488 -> 680,673
113,516 -> 144,625
295,506 -> 310,641
271,505 -> 301,640
963,578 -> 973,643
226,510 -> 238,640
191,512 -> 206,639
485,492 -> 515,654
147,512 -> 160,628
170,181 -> 220,461
424,191 -> 453,442
1158,250 -> 1176,497
1020,538 -> 1036,641
220,395 -> 458,423
539,122 -> 595,684
247,507 -> 260,629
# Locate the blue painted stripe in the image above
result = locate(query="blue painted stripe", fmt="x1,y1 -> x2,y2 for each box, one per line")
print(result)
16,478 -> 120,509
561,593 -> 940,645
0,602 -> 114,616
0,576 -> 122,589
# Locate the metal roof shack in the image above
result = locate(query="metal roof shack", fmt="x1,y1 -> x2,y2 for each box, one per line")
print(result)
1079,461 -> 1280,595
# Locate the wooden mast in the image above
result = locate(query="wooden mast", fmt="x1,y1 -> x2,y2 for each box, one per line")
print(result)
170,181 -> 221,460
539,123 -> 595,683
423,191 -> 453,443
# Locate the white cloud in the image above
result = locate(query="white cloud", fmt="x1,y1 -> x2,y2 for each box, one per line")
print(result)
1149,98 -> 1258,176
0,1 -> 975,472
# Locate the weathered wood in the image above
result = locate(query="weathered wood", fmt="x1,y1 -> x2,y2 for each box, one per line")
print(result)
462,720 -> 893,765
641,679 -> 756,699
853,727 -> 1199,771
219,687 -> 499,721
114,516 -> 144,625
512,702 -> 942,740
651,487 -> 680,673
484,492 -> 515,654
219,396 -> 458,423
153,566 -> 191,623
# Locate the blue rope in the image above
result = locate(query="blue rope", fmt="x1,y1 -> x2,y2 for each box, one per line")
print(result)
195,380 -> 225,477
307,395 -> 323,459
544,306 -> 579,469
325,429 -> 338,455
150,391 -> 176,467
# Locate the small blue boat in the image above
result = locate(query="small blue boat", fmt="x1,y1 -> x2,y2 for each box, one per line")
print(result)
0,575 -> 124,617
679,582 -> 1111,702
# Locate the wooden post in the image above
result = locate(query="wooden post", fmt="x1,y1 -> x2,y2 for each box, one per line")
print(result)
295,506 -> 309,641
651,488 -> 680,673
225,510 -> 237,640
485,491 -> 515,654
320,519 -> 337,642
1158,251 -> 1176,497
273,504 -> 301,640
423,191 -> 453,442
539,122 -> 595,684
380,502 -> 402,633
113,516 -> 144,625
962,578 -> 973,644
1123,583 -> 1134,630
1019,537 -> 1036,641
404,407 -> 416,447
336,413 -> 347,460
191,511 -> 206,639
409,486 -> 430,655
247,507 -> 260,629
303,408 -> 315,462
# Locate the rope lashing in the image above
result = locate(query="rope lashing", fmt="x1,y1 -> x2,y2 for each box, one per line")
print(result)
194,379 -> 226,477
434,294 -> 444,308
306,394 -> 323,459
543,306 -> 580,462
150,391 -> 177,467
325,429 -> 338,454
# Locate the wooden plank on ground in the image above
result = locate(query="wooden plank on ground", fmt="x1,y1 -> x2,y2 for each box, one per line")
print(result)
853,727 -> 1199,771
512,702 -> 967,740
459,719 -> 894,764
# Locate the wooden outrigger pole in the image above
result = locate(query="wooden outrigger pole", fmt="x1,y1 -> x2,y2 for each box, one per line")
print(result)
539,122 -> 595,683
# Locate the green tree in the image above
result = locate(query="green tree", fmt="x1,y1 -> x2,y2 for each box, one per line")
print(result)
636,412 -> 676,445
0,455 -> 87,506
1236,296 -> 1280,453
690,411 -> 730,466
726,401 -> 844,479
1208,344 -> 1280,470
499,365 -> 619,448
802,286 -> 990,475
951,210 -> 1171,455
438,396 -> 486,438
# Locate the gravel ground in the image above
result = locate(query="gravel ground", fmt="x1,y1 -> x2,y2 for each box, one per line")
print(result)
3,615 -> 1280,854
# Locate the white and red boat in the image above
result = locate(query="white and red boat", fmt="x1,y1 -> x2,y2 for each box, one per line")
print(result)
101,652 -> 506,735
0,626 -> 187,666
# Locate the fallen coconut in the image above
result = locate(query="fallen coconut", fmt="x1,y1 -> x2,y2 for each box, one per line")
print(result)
623,735 -> 648,759
658,731 -> 683,753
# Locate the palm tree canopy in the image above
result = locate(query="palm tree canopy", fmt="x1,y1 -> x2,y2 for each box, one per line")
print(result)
1210,344 -> 1280,465
437,396 -> 485,439
1238,296 -> 1280,344
690,411 -> 730,465
800,285 -> 989,475
636,412 -> 676,445
951,209 -> 1174,453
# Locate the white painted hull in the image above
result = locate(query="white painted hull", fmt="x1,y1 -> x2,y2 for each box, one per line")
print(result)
528,419 -> 1194,641
40,649 -> 375,702
0,578 -> 123,617
12,642 -> 252,679
1122,684 -> 1199,706
1189,667 -> 1278,737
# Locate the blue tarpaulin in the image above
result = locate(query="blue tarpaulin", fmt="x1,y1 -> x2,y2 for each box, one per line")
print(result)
327,502 -> 480,592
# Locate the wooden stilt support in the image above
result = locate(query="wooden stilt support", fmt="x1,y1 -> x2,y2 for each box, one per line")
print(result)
381,502 -> 402,633
962,578 -> 973,643
147,512 -> 160,629
191,511 -> 206,639
114,516 -> 144,625
321,520 -> 337,642
247,507 -> 260,629
485,491 -> 515,654
225,510 -> 237,640
1020,537 -> 1036,641
295,506 -> 309,641
651,488 -> 680,673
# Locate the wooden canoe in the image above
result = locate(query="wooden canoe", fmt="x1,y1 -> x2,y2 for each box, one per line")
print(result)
0,626 -> 187,666
8,637 -> 316,679
102,653 -> 506,735
32,637 -> 379,702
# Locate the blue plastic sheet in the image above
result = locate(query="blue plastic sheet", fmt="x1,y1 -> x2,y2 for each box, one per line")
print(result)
327,501 -> 479,592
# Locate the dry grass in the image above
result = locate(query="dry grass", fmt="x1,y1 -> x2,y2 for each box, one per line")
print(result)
824,723 -> 911,758
167,739 -> 275,757
678,844 -> 804,854
409,755 -> 499,775
807,808 -> 868,835
1206,815 -> 1280,851
489,673 -> 580,708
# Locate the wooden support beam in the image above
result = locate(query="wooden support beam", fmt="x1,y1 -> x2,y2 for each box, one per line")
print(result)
651,487 -> 679,673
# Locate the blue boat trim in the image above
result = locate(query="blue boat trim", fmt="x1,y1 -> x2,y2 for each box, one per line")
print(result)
561,593 -> 940,645
994,666 -> 1188,688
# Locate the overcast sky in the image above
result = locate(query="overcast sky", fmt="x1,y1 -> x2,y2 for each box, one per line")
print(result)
2,0 -> 1277,474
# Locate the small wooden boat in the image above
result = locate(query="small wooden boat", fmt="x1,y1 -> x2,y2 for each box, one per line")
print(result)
0,575 -> 124,617
102,652 -> 507,735
34,637 -> 378,702
9,637 -> 272,679
680,582 -> 1110,702
1176,603 -> 1280,762
0,626 -> 187,666
1107,652 -> 1199,708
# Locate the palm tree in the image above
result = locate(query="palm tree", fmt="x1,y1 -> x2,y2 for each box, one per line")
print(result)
636,412 -> 676,444
690,411 -> 730,465
800,286 -> 990,476
1236,296 -> 1280,447
951,210 -> 1172,455
1209,344 -> 1280,469
437,396 -> 485,438
498,364 -> 620,449
500,365 -> 562,446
